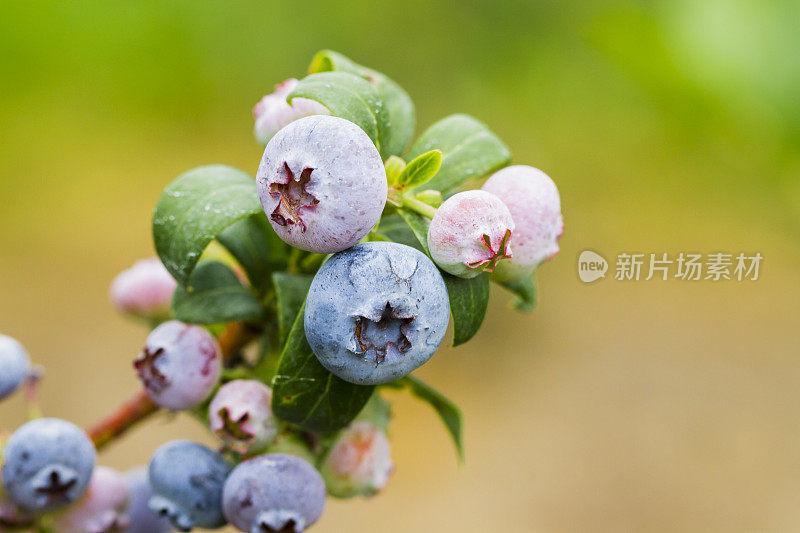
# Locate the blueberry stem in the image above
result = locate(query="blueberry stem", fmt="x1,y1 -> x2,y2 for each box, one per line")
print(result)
397,194 -> 437,219
23,368 -> 44,421
86,321 -> 256,451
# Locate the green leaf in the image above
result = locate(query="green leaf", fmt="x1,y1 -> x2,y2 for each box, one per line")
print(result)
375,215 -> 425,253
442,273 -> 490,346
396,150 -> 442,190
216,213 -> 288,295
399,376 -> 464,463
396,209 -> 430,253
384,156 -> 406,187
252,273 -> 312,384
153,165 -> 262,286
495,273 -> 538,311
172,261 -> 265,324
407,114 -> 512,193
309,50 -> 415,157
271,302 -> 374,433
288,71 -> 391,158
414,189 -> 443,208
271,272 -> 313,345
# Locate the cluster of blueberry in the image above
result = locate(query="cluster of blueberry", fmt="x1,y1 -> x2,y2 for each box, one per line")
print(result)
0,50 -> 562,532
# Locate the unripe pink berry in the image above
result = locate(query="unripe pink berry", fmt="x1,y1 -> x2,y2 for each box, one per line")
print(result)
52,466 -> 130,533
253,78 -> 330,146
110,258 -> 177,319
427,190 -> 515,279
320,421 -> 394,498
256,115 -> 387,254
208,380 -> 279,455
134,320 -> 221,410
481,165 -> 563,281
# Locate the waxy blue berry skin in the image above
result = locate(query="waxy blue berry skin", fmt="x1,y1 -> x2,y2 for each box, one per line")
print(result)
125,467 -> 173,533
147,441 -> 231,531
304,241 -> 450,385
0,334 -> 31,400
222,453 -> 325,533
1,418 -> 96,512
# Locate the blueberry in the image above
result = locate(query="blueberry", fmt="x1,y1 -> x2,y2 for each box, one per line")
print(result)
1,418 -> 96,512
481,165 -> 563,281
0,482 -> 32,529
253,78 -> 330,146
222,453 -> 325,533
0,333 -> 31,400
427,190 -> 515,278
147,440 -> 231,531
320,421 -> 394,498
124,467 -> 173,533
304,241 -> 450,385
52,466 -> 130,533
256,115 -> 387,254
208,380 -> 279,455
134,321 -> 221,410
110,257 -> 178,320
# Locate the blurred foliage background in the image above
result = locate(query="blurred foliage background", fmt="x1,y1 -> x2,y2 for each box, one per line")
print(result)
1,1 -> 799,531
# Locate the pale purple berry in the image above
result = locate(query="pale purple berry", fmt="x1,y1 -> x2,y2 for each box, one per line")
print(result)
253,79 -> 330,146
134,321 -> 221,410
208,380 -> 279,455
222,454 -> 325,533
0,334 -> 31,400
256,115 -> 387,254
427,190 -> 515,279
52,466 -> 130,533
320,421 -> 393,498
481,165 -> 563,281
110,258 -> 177,319
124,467 -> 173,533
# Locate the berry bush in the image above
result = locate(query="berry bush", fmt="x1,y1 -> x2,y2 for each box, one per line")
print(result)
0,50 -> 563,532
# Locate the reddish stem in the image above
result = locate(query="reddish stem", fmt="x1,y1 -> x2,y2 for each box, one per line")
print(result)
87,321 -> 256,450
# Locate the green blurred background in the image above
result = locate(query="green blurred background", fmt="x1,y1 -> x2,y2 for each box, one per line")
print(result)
1,1 -> 799,531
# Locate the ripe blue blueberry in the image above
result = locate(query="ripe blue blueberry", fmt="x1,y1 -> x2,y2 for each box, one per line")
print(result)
52,466 -> 130,533
222,453 -> 326,533
256,115 -> 387,254
304,241 -> 450,385
0,333 -> 31,400
1,418 -> 96,512
148,440 -> 231,531
134,321 -> 222,410
124,467 -> 173,533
